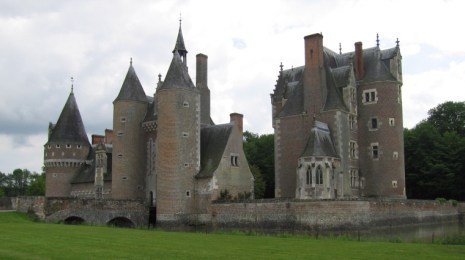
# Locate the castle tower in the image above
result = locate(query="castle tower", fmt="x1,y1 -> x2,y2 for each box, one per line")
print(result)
44,87 -> 90,197
156,38 -> 200,225
173,21 -> 188,66
111,60 -> 148,199
196,53 -> 211,125
356,42 -> 406,198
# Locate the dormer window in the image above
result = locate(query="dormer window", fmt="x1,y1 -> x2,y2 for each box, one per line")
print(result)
77,144 -> 82,149
231,154 -> 239,167
66,144 -> 71,148
56,144 -> 60,148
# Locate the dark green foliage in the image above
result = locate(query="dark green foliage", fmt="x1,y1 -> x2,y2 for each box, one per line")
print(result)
250,165 -> 265,199
0,188 -> 4,198
235,191 -> 252,201
243,131 -> 275,198
405,101 -> 465,201
218,189 -> 233,202
0,169 -> 45,197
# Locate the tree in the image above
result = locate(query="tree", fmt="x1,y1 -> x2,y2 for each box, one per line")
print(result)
27,172 -> 45,196
427,101 -> 465,137
249,165 -> 265,199
243,131 -> 275,198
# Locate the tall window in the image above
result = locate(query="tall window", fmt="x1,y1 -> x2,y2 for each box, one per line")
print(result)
350,141 -> 357,159
371,118 -> 378,129
362,89 -> 377,104
306,168 -> 311,185
231,155 -> 239,167
316,166 -> 323,185
371,143 -> 379,159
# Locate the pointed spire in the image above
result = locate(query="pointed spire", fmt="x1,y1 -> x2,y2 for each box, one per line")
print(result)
173,18 -> 188,65
376,33 -> 380,47
48,91 -> 89,145
339,43 -> 342,54
114,62 -> 147,103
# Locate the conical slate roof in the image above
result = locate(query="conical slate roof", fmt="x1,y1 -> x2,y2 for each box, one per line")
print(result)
160,52 -> 195,89
48,92 -> 89,145
114,63 -> 147,103
172,24 -> 187,54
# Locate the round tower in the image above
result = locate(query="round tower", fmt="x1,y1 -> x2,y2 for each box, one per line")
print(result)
111,60 -> 148,200
357,43 -> 405,198
156,50 -> 200,225
44,88 -> 90,197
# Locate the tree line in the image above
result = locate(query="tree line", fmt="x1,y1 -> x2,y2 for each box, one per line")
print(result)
0,169 -> 45,197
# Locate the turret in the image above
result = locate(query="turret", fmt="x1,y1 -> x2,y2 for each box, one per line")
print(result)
111,59 -> 148,199
156,44 -> 200,225
44,85 -> 90,197
173,21 -> 188,66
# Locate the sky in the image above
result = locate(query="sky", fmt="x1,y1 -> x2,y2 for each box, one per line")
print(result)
1,0 -> 464,173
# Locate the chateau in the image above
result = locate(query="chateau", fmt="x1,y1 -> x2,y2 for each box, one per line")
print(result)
43,23 -> 254,224
272,33 -> 406,199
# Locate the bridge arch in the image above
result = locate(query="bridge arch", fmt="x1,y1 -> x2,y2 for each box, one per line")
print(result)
107,217 -> 135,228
64,216 -> 85,225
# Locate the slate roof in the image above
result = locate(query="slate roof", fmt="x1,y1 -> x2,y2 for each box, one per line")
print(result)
196,123 -> 233,179
160,52 -> 195,89
114,64 -> 147,103
48,92 -> 90,145
301,121 -> 338,158
273,44 -> 399,117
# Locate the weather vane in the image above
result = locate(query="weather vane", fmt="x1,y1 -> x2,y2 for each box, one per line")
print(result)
71,76 -> 74,93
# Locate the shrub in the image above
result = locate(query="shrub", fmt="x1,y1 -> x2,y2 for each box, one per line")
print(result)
449,199 -> 458,207
435,197 -> 447,204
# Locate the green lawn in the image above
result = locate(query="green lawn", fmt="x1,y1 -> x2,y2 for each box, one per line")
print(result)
0,212 -> 464,259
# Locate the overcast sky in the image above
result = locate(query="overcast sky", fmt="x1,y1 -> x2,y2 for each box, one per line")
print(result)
1,0 -> 464,173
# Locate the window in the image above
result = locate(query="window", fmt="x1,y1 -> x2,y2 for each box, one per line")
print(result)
77,144 -> 82,149
362,89 -> 377,104
393,151 -> 398,160
117,154 -> 123,158
120,117 -> 127,123
306,168 -> 311,185
117,132 -> 124,137
182,132 -> 189,138
56,144 -> 60,148
316,166 -> 323,185
47,145 -> 51,149
397,86 -> 402,104
371,118 -> 378,129
122,176 -> 128,180
350,169 -> 359,188
350,141 -> 357,159
53,173 -> 57,178
183,101 -> 189,108
186,190 -> 191,197
392,180 -> 398,188
389,118 -> 395,126
371,143 -> 379,159
184,163 -> 189,168
66,144 -> 71,148
231,155 -> 239,167
349,115 -> 357,130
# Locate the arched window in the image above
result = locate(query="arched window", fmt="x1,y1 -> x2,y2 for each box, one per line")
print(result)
316,166 -> 323,185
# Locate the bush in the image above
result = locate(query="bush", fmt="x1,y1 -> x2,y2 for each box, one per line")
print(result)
218,190 -> 233,202
449,199 -> 458,207
435,197 -> 447,204
438,235 -> 465,245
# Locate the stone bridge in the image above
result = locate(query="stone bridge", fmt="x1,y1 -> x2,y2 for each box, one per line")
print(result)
45,198 -> 149,227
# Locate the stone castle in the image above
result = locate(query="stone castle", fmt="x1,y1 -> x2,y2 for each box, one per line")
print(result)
44,23 -> 254,225
272,33 -> 405,200
43,24 -> 407,227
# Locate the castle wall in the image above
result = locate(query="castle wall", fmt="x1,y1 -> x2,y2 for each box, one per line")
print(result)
210,200 -> 464,231
357,81 -> 405,198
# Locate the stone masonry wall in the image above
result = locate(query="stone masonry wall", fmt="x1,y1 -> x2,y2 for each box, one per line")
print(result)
210,199 -> 464,231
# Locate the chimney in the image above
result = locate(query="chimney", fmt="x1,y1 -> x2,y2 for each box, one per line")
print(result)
354,42 -> 364,80
104,129 -> 113,144
92,134 -> 105,145
197,53 -> 211,125
303,33 -> 325,115
196,53 -> 208,88
230,113 -> 243,134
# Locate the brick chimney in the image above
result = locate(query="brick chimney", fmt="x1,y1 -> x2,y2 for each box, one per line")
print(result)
230,113 -> 243,134
104,129 -> 113,144
92,134 -> 104,145
197,53 -> 211,125
354,42 -> 365,80
303,33 -> 325,116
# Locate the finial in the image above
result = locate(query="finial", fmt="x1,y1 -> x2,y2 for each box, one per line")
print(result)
179,13 -> 182,26
70,76 -> 74,93
279,62 -> 283,72
339,43 -> 342,54
291,65 -> 294,71
396,38 -> 400,47
130,57 -> 133,66
376,33 -> 380,47
158,73 -> 162,83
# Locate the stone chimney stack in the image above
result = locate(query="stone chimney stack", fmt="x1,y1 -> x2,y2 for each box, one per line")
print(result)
230,113 -> 243,134
303,33 -> 325,115
354,42 -> 365,80
196,53 -> 211,125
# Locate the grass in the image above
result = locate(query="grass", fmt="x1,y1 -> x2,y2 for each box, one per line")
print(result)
1,212 -> 465,259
